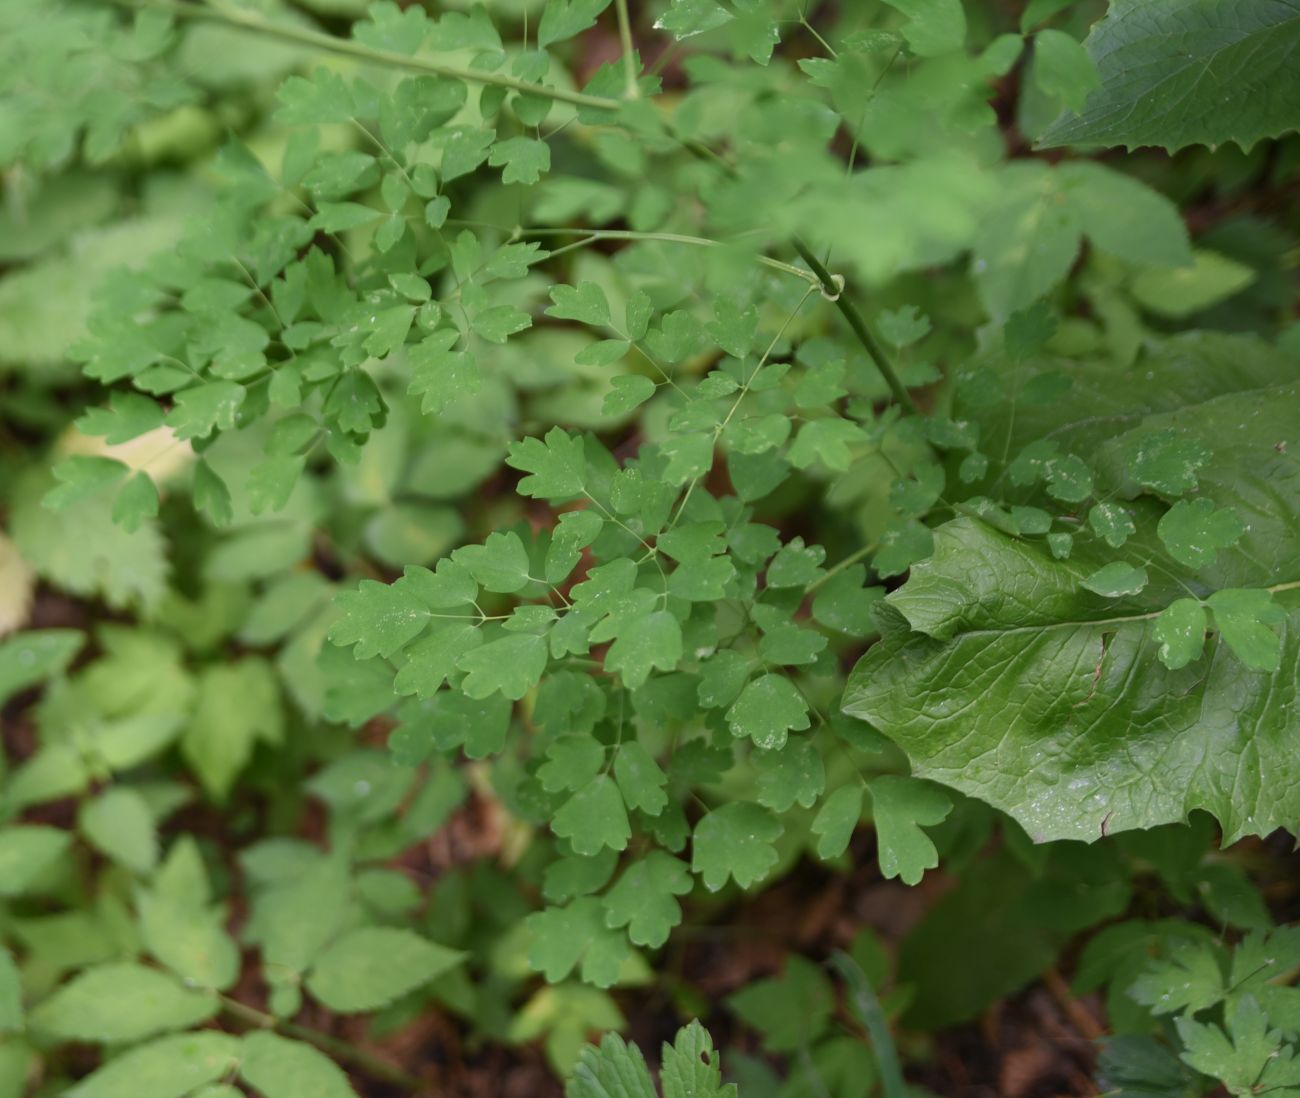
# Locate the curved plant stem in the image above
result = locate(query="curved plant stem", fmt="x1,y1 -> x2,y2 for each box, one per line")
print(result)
220,995 -> 421,1090
115,0 -> 622,111
521,227 -> 823,287
830,951 -> 907,1098
791,240 -> 918,414
805,542 -> 877,594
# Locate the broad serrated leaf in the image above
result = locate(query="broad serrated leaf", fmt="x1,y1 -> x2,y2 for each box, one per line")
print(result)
1039,0 -> 1300,153
1081,561 -> 1148,597
869,341 -> 1300,842
565,1030 -> 656,1098
660,1021 -> 737,1098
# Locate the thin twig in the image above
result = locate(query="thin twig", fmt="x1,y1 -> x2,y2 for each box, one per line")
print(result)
114,0 -> 622,111
219,995 -> 422,1090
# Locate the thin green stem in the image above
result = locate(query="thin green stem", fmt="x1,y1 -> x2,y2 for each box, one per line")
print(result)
805,542 -> 877,594
614,0 -> 639,99
830,952 -> 907,1098
115,0 -> 621,111
524,227 -> 822,287
219,995 -> 420,1090
791,239 -> 917,414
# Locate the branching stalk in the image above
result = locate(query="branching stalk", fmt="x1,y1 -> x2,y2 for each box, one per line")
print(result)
792,240 -> 917,414
219,995 -> 421,1090
115,0 -> 622,111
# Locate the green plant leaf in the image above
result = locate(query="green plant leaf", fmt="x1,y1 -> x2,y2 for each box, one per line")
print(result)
538,0 -> 613,48
1158,499 -> 1244,570
1175,995 -> 1295,1097
1032,28 -> 1099,112
726,673 -> 810,750
1040,0 -> 1300,152
183,659 -> 282,802
30,963 -> 217,1044
66,1031 -> 241,1098
691,802 -> 782,891
0,825 -> 71,897
868,775 -> 953,885
305,927 -> 464,1012
0,630 -> 81,708
727,955 -> 834,1053
1153,598 -> 1208,671
844,517 -> 1300,843
600,610 -> 682,690
565,1031 -> 656,1098
881,0 -> 966,56
1081,561 -> 1148,597
602,851 -> 692,948
553,775 -> 631,855
811,784 -> 863,861
660,1021 -> 737,1098
527,897 -> 630,988
1206,588 -> 1286,672
457,632 -> 549,699
78,787 -> 157,875
239,1031 -> 360,1098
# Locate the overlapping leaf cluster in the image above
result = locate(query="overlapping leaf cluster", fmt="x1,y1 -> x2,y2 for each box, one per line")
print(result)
1,0 -> 1298,1094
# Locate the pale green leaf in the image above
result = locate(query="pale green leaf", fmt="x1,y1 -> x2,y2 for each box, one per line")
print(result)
868,775 -> 953,885
30,963 -> 216,1044
239,1031 -> 360,1098
66,1032 -> 241,1098
305,927 -> 464,1012
691,803 -> 782,891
